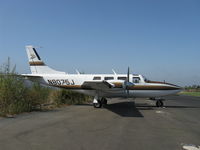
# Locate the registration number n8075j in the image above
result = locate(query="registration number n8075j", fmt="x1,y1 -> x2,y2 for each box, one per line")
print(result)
47,79 -> 75,85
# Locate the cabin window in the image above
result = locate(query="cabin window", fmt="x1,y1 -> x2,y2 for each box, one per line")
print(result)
133,77 -> 140,83
93,76 -> 101,80
104,77 -> 114,80
117,77 -> 127,80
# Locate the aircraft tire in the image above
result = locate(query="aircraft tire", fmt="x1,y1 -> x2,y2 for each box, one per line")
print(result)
156,100 -> 164,107
101,98 -> 107,105
93,100 -> 102,108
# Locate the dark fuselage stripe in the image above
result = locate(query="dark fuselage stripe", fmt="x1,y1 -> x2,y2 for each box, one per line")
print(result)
54,85 -> 179,90
29,61 -> 45,66
127,86 -> 179,90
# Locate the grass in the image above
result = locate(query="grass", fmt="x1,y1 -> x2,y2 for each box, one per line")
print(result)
180,91 -> 200,97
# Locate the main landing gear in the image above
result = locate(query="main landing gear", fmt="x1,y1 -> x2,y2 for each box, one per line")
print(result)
156,99 -> 164,107
93,97 -> 107,108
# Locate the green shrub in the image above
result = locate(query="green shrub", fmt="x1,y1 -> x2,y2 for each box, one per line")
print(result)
26,83 -> 51,110
0,57 -> 92,116
0,74 -> 91,116
0,73 -> 53,115
50,89 -> 91,106
0,75 -> 31,116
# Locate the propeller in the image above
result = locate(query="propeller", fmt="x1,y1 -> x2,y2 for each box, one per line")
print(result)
126,67 -> 130,95
124,67 -> 134,97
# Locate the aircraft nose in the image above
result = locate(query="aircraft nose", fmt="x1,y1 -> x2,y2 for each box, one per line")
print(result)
175,85 -> 183,91
167,83 -> 183,91
177,85 -> 183,89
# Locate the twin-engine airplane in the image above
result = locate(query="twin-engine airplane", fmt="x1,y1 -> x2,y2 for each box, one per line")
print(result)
22,46 -> 182,108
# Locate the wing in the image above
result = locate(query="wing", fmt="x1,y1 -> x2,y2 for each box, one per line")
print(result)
82,81 -> 115,90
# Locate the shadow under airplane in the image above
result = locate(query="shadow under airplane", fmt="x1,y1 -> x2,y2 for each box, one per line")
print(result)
76,100 -> 200,118
104,101 -> 144,118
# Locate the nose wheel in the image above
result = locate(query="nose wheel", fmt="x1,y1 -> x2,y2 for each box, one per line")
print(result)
156,100 -> 164,107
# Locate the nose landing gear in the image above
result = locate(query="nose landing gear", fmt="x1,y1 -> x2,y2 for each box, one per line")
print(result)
156,99 -> 164,107
150,97 -> 164,107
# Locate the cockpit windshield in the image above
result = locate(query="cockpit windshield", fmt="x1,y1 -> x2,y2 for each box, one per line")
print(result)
142,75 -> 150,82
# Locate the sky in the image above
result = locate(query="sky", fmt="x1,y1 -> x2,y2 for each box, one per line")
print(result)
0,0 -> 200,86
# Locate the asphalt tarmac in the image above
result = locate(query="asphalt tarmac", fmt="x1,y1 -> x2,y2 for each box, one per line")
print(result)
0,95 -> 200,150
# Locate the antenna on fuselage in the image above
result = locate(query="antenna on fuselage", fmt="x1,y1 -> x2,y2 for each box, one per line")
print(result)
112,69 -> 117,75
76,69 -> 80,75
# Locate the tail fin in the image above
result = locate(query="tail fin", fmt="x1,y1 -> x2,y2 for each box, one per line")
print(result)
26,45 -> 66,74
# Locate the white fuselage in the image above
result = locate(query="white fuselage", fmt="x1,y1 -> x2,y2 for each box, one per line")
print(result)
27,73 -> 182,98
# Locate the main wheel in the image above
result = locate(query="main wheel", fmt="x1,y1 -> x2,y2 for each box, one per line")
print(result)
101,98 -> 107,105
93,100 -> 102,108
156,100 -> 164,107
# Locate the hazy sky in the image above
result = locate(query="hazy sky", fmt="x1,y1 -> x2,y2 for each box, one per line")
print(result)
0,0 -> 200,86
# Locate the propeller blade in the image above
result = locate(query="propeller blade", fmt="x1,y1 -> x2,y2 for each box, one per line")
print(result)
127,67 -> 130,82
126,67 -> 130,96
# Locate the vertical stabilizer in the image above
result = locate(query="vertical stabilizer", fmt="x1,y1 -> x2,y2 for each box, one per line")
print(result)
26,46 -> 65,74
